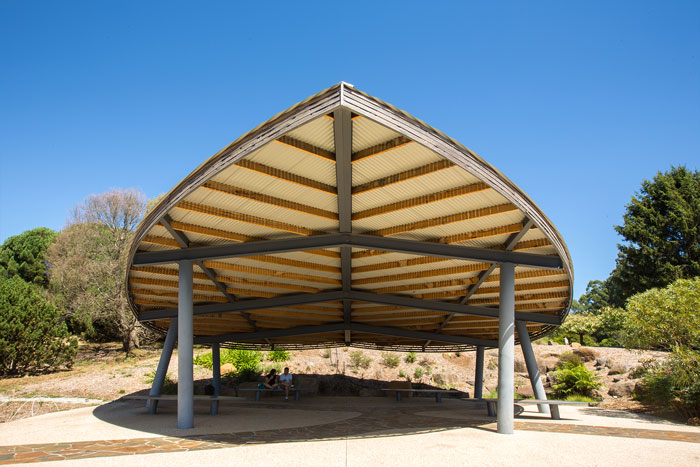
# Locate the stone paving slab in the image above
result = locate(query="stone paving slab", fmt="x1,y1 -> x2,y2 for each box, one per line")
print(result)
0,402 -> 699,465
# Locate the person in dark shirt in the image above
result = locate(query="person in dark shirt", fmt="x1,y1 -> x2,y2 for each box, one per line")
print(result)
262,369 -> 279,389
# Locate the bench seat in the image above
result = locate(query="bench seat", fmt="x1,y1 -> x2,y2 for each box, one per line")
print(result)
124,394 -> 244,415
381,388 -> 465,403
238,387 -> 301,401
461,398 -> 590,419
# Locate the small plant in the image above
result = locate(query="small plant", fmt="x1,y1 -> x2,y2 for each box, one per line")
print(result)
414,367 -> 424,380
565,394 -> 595,403
486,389 -> 498,399
193,352 -> 213,369
398,369 -> 411,381
322,349 -> 331,358
382,352 -> 400,368
487,358 -> 497,370
432,373 -> 447,388
405,352 -> 416,363
267,350 -> 290,362
557,351 -> 583,368
552,363 -> 601,397
263,363 -> 283,374
350,350 -> 372,369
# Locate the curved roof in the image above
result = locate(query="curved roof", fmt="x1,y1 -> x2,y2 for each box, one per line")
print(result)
125,83 -> 573,352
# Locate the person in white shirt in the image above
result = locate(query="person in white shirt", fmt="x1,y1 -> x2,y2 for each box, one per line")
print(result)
278,367 -> 293,401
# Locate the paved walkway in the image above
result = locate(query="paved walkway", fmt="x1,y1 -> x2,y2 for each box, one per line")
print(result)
1,398 -> 698,466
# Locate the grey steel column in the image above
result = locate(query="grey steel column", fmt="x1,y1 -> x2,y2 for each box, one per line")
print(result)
474,345 -> 485,399
211,342 -> 221,415
497,262 -> 515,434
148,318 -> 178,414
178,260 -> 194,429
516,320 -> 550,415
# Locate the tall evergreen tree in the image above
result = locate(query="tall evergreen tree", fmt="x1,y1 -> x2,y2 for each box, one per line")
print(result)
608,166 -> 700,306
0,227 -> 57,287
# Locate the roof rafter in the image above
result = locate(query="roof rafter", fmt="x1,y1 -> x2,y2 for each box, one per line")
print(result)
275,135 -> 335,161
235,159 -> 337,195
352,160 -> 453,195
351,135 -> 412,162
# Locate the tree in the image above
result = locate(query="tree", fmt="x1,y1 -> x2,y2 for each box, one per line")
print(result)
608,166 -> 700,306
0,227 -> 57,287
0,275 -> 77,375
558,312 -> 600,345
47,188 -> 148,353
576,280 -> 611,314
621,277 -> 700,351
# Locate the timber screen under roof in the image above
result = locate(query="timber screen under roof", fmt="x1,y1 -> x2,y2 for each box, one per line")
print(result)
125,83 -> 573,352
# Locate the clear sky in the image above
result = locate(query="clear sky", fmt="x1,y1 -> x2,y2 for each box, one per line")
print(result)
1,1 -> 698,299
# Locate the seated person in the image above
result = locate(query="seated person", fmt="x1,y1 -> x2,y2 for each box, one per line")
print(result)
261,368 -> 279,389
278,367 -> 293,401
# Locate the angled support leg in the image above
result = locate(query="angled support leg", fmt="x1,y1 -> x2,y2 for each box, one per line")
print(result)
516,320 -> 550,415
148,318 -> 178,414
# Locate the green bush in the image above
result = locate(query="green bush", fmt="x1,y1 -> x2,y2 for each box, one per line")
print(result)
557,351 -> 583,368
263,363 -> 283,374
193,351 -> 213,369
405,352 -> 416,363
144,370 -> 177,394
552,362 -> 601,397
382,352 -> 400,368
636,346 -> 700,419
350,350 -> 371,369
414,367 -> 424,380
267,350 -> 290,362
193,348 -> 262,381
0,276 -> 77,375
599,338 -> 621,347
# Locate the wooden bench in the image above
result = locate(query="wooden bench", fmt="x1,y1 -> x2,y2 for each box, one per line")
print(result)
461,398 -> 589,419
124,394 -> 244,415
238,386 -> 301,401
381,388 -> 465,403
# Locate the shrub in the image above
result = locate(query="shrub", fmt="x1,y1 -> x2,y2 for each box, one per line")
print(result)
263,363 -> 283,374
636,346 -> 700,419
144,370 -> 177,394
382,352 -> 400,368
599,338 -> 621,347
552,363 -> 601,397
405,352 -> 416,363
267,350 -> 290,362
349,350 -> 371,369
398,369 -> 410,381
193,351 -> 213,369
230,349 -> 262,381
322,349 -> 331,358
557,351 -> 583,368
0,276 -> 77,375
565,394 -> 595,403
414,367 -> 424,380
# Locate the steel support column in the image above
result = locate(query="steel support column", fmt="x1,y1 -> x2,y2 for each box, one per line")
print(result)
497,262 -> 515,434
177,260 -> 194,429
211,342 -> 221,415
148,318 -> 178,414
516,320 -> 549,414
474,345 -> 485,399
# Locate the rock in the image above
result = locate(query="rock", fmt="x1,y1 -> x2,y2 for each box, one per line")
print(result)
572,347 -> 598,362
607,366 -> 626,376
571,342 -> 582,349
688,417 -> 700,426
541,357 -> 560,373
595,357 -> 609,368
220,363 -> 235,375
516,385 -> 534,398
514,358 -> 527,373
607,381 -> 636,398
612,377 -> 621,383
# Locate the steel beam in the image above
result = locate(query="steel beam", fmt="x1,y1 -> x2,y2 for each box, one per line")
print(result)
349,323 -> 497,347
516,320 -> 549,414
139,290 -> 345,321
474,345 -> 485,399
211,342 -> 221,415
195,323 -> 346,344
132,233 -> 563,270
497,262 -> 515,434
334,107 -> 352,232
177,260 -> 194,429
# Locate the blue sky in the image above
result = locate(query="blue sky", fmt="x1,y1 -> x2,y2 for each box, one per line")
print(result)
1,1 -> 698,299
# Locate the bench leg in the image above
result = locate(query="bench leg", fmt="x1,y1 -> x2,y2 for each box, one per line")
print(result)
396,392 -> 401,401
295,391 -> 300,401
436,393 -> 442,403
210,400 -> 219,415
486,401 -> 496,417
550,404 -> 561,420
255,390 -> 261,402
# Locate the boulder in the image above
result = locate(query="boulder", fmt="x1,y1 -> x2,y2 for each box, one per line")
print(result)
516,384 -> 534,398
607,381 -> 636,398
220,363 -> 235,375
572,347 -> 598,362
540,357 -> 560,373
295,374 -> 319,395
514,358 -> 527,373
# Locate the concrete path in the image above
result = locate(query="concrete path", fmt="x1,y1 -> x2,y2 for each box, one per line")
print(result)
0,397 -> 698,466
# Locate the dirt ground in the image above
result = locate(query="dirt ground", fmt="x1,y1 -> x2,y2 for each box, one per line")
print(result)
0,341 -> 674,424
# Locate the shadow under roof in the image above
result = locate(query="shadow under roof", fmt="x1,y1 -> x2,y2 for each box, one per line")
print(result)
125,83 -> 573,352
